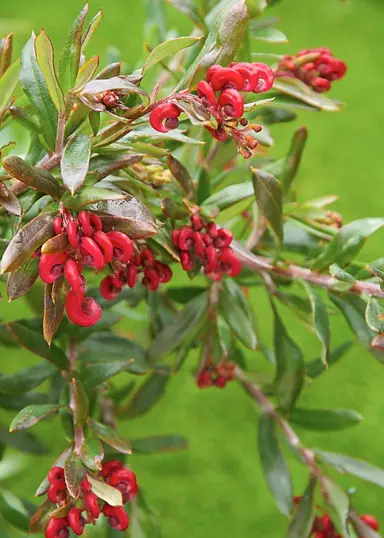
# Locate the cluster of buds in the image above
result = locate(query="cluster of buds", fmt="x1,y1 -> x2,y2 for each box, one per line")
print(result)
149,62 -> 274,159
172,214 -> 241,280
44,461 -> 138,537
197,360 -> 236,389
37,209 -> 172,327
275,48 -> 347,93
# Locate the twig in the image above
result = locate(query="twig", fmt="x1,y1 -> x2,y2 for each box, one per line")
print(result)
232,240 -> 384,299
68,338 -> 86,455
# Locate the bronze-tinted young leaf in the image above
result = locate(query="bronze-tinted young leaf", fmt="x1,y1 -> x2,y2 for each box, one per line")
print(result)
79,76 -> 149,106
272,302 -> 305,414
2,156 -> 60,198
148,292 -> 208,361
20,34 -> 58,150
29,498 -> 53,532
61,134 -> 91,194
7,258 -> 39,301
202,182 -> 254,210
6,321 -> 70,371
286,477 -> 316,538
0,490 -> 30,532
0,32 -> 13,76
88,419 -> 132,454
0,59 -> 20,117
92,197 -> 157,239
291,408 -> 362,431
165,154 -> 193,199
252,168 -> 284,251
259,413 -> 293,516
280,127 -> 308,194
71,379 -> 89,427
0,180 -> 21,216
119,374 -> 170,419
35,446 -> 72,497
79,433 -> 104,471
35,30 -> 65,111
73,55 -> 100,91
43,280 -> 67,345
313,218 -> 384,271
143,36 -> 201,74
87,475 -> 123,507
131,435 -> 188,454
64,451 -> 86,498
62,186 -> 127,211
273,77 -> 341,112
41,233 -> 69,254
59,3 -> 89,93
82,9 -> 103,51
302,282 -> 330,366
9,404 -> 61,432
1,213 -> 55,273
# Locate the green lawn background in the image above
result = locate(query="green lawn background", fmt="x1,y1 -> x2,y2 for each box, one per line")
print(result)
1,0 -> 384,536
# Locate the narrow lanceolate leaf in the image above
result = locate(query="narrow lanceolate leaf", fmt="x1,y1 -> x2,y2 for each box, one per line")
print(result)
43,280 -> 67,345
61,134 -> 91,194
0,60 -> 20,114
71,379 -> 89,427
6,321 -> 70,371
302,282 -> 330,365
366,297 -> 384,333
166,155 -> 194,199
273,77 -> 341,112
87,475 -> 123,507
202,182 -> 254,211
131,435 -> 188,454
316,450 -> 384,489
9,404 -> 61,432
0,33 -> 13,76
250,26 -> 287,43
252,168 -> 284,252
79,434 -> 104,471
2,156 -> 60,198
88,419 -> 132,454
280,127 -> 308,194
0,181 -> 21,216
148,292 -> 208,361
0,213 -> 55,274
286,477 -> 316,538
291,408 -> 362,432
82,9 -> 103,51
322,477 -> 349,537
59,3 -> 89,93
7,258 -> 39,301
306,341 -> 353,378
62,187 -> 127,211
119,374 -> 170,419
312,218 -> 384,271
35,30 -> 65,111
259,413 -> 293,516
0,362 -> 57,394
143,36 -> 201,74
42,233 -> 69,254
0,490 -> 30,532
20,34 -> 58,150
83,359 -> 149,390
64,452 -> 86,498
0,423 -> 47,454
219,280 -> 257,350
272,302 -> 305,415
73,55 -> 99,91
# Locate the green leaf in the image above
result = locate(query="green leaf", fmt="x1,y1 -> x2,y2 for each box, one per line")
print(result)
83,359 -> 149,390
20,34 -> 58,150
6,321 -> 70,371
0,490 -> 30,532
0,423 -> 47,454
202,182 -> 254,211
59,3 -> 89,93
167,0 -> 206,29
144,36 -> 201,74
87,475 -> 123,507
316,450 -> 384,489
73,55 -> 100,91
61,134 -> 91,194
7,258 -> 39,301
71,379 -> 89,427
366,297 -> 384,333
167,154 -> 194,199
312,218 -> 384,271
273,77 -> 341,112
64,452 -> 86,498
35,30 -> 65,111
272,302 -> 305,414
9,404 -> 61,432
119,374 -> 170,419
79,433 -> 104,471
280,127 -> 308,194
0,362 -> 57,394
2,156 -> 60,198
306,341 -> 353,378
61,186 -> 127,210
250,26 -> 287,43
286,477 -> 316,538
218,280 -> 257,350
291,408 -> 362,431
131,435 -> 188,454
259,413 -> 292,516
322,477 -> 349,537
252,168 -> 284,252
245,0 -> 268,17
148,292 -> 208,361
88,419 -> 132,454
82,9 -> 103,51
302,282 -> 330,365
81,333 -> 146,363
0,59 -> 20,114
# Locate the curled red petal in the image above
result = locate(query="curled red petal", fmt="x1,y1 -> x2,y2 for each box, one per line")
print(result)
149,103 -> 181,133
214,228 -> 233,249
252,62 -> 275,93
39,252 -> 68,284
78,211 -> 93,236
45,517 -> 69,538
66,290 -> 102,327
101,460 -> 123,478
230,62 -> 259,92
107,231 -> 134,263
205,124 -> 229,142
68,508 -> 85,536
203,245 -> 218,274
218,88 -> 244,119
64,259 -> 84,294
81,237 -> 105,270
154,261 -> 173,283
53,217 -> 64,235
219,247 -> 241,277
206,64 -> 222,82
180,251 -> 193,271
48,467 -> 65,483
93,231 -> 114,264
84,491 -> 100,520
140,248 -> 155,266
100,276 -> 122,300
66,220 -> 80,249
103,505 -> 130,531
178,227 -> 194,251
197,80 -> 217,107
142,267 -> 160,291
89,213 -> 103,232
47,481 -> 67,503
210,67 -> 244,91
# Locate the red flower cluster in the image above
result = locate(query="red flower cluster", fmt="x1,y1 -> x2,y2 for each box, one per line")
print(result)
197,361 -> 235,389
44,461 -> 138,538
276,48 -> 347,93
172,214 -> 241,280
37,209 -> 172,327
149,62 -> 274,158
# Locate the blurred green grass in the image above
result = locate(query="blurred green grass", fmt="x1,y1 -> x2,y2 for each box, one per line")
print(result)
1,0 -> 384,536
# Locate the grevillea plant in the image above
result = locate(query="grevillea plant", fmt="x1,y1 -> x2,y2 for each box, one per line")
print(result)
0,1 -> 384,537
